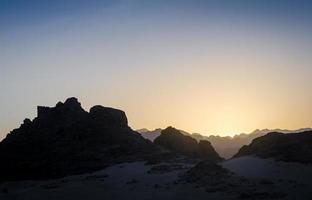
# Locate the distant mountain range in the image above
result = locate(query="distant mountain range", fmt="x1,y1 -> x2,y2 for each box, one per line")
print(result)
137,128 -> 163,141
138,128 -> 312,158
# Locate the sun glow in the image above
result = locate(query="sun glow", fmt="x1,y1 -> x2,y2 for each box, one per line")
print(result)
1,0 -> 312,138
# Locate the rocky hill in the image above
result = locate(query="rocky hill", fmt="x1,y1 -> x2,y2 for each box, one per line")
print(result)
234,131 -> 312,163
0,97 -> 158,181
154,127 -> 223,162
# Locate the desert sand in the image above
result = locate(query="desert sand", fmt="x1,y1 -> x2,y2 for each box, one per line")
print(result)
1,157 -> 312,200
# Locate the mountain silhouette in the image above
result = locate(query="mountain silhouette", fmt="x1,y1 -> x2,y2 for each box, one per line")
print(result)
140,128 -> 312,158
0,97 -> 158,181
154,127 -> 223,162
234,130 -> 312,163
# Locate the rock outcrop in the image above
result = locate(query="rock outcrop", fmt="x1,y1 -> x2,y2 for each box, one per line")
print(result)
181,160 -> 232,185
154,127 -> 223,161
234,131 -> 312,163
0,97 -> 158,181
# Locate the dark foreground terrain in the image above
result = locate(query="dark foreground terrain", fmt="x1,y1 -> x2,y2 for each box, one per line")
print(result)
1,157 -> 312,200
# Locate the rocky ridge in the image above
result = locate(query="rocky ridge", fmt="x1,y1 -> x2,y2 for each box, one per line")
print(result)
0,97 -> 158,181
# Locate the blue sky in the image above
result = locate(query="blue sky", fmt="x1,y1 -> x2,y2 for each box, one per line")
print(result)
1,0 -> 312,138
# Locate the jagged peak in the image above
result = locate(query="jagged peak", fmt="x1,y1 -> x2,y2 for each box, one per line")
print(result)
62,97 -> 83,111
23,118 -> 31,124
162,126 -> 179,134
64,97 -> 80,106
37,97 -> 85,118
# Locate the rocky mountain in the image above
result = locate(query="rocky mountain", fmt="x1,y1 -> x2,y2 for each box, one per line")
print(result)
154,127 -> 223,162
234,130 -> 312,163
0,97 -> 158,181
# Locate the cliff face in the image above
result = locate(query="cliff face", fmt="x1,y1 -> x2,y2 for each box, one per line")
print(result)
234,131 -> 312,163
154,127 -> 223,162
0,97 -> 157,181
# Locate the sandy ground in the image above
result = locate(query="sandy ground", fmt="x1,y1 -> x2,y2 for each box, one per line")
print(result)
222,156 -> 312,183
222,156 -> 312,199
0,162 -> 213,200
1,157 -> 312,200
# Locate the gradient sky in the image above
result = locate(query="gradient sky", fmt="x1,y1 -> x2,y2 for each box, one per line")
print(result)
1,0 -> 312,139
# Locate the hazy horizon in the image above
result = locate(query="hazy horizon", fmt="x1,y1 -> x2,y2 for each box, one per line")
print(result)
1,0 -> 312,139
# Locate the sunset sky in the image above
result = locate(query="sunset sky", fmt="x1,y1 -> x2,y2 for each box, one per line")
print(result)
1,0 -> 312,139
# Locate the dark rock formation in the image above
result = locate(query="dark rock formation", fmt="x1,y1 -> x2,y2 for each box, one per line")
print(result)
154,127 -> 223,161
198,140 -> 221,159
234,131 -> 312,163
0,97 -> 158,181
89,105 -> 128,128
182,160 -> 231,184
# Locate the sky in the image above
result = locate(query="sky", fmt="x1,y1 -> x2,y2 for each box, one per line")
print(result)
1,0 -> 312,139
